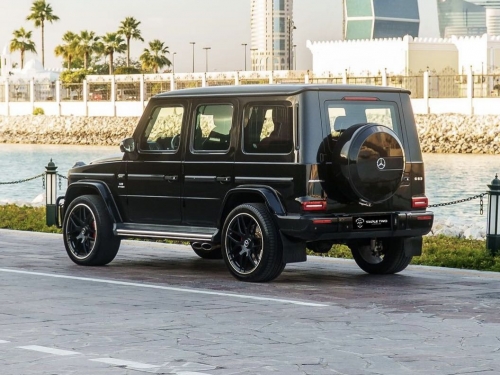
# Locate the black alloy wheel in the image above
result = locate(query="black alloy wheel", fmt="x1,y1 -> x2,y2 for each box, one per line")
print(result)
63,195 -> 121,266
222,203 -> 285,282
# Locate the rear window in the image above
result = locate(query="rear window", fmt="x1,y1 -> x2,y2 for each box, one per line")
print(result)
325,101 -> 400,136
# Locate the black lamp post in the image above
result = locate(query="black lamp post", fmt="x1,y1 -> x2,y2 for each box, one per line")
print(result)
487,174 -> 500,255
45,159 -> 57,226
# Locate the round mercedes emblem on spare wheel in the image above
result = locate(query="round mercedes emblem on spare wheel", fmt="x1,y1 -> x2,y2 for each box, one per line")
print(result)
376,158 -> 386,170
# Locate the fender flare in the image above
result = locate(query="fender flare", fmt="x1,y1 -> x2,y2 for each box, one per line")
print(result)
64,181 -> 123,224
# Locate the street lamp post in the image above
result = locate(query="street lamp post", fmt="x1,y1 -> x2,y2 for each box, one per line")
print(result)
190,42 -> 196,73
287,16 -> 296,71
293,45 -> 297,70
172,52 -> 177,74
203,47 -> 211,72
242,43 -> 248,71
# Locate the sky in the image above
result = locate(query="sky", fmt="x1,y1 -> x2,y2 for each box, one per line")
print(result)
0,0 -> 343,73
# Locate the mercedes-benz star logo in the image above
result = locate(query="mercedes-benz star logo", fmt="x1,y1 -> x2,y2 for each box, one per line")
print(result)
376,158 -> 386,170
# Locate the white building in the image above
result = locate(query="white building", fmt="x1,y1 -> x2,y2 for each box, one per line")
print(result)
250,0 -> 294,71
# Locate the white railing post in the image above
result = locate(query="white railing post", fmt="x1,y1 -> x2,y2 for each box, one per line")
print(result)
55,80 -> 61,116
342,70 -> 348,84
169,73 -> 175,92
30,79 -> 35,112
83,79 -> 88,117
467,66 -> 474,115
382,69 -> 388,86
235,71 -> 240,86
5,79 -> 10,116
111,75 -> 116,116
202,73 -> 207,87
423,71 -> 430,114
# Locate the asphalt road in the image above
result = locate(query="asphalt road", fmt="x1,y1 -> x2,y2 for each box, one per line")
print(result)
0,229 -> 499,375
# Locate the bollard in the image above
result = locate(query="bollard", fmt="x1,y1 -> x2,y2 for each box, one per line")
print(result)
45,159 -> 57,226
487,174 -> 500,255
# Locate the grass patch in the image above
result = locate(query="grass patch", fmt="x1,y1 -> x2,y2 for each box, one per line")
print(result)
1,205 -> 499,272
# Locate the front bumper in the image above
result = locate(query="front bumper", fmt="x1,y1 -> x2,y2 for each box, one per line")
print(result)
276,211 -> 434,241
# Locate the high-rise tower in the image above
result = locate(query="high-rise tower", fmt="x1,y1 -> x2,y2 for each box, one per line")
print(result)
344,0 -> 420,40
250,0 -> 294,71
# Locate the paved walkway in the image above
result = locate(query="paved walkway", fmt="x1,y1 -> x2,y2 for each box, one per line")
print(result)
0,229 -> 499,374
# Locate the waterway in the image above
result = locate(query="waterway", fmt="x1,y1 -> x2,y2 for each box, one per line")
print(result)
0,144 -> 498,238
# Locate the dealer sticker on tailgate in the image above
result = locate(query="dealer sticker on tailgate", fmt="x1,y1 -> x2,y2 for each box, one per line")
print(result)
353,215 -> 391,230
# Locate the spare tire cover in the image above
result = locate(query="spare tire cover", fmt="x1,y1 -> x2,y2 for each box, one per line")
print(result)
325,123 -> 405,204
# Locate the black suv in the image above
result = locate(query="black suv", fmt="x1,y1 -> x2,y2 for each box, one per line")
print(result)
56,84 -> 433,282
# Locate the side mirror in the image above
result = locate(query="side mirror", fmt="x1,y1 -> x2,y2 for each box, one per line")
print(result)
120,138 -> 135,153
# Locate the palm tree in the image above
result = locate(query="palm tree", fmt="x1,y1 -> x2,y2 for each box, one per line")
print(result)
9,27 -> 37,69
54,31 -> 78,69
77,30 -> 100,70
101,32 -> 126,74
26,0 -> 60,67
140,40 -> 171,74
117,17 -> 144,67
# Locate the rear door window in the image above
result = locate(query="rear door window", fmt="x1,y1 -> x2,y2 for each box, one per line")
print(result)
326,101 -> 400,135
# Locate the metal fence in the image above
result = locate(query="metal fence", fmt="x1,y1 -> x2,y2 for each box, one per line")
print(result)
4,71 -> 500,103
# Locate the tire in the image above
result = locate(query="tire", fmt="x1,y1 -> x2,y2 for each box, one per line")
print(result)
191,242 -> 222,259
349,238 -> 412,274
63,194 -> 121,266
222,203 -> 285,282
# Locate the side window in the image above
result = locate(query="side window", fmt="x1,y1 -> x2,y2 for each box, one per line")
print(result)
243,103 -> 293,154
142,105 -> 184,151
193,104 -> 233,152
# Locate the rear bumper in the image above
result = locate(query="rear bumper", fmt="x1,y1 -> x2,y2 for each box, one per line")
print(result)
276,211 -> 434,241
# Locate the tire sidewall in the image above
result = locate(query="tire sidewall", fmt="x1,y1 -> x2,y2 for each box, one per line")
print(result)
63,195 -> 108,265
222,203 -> 280,281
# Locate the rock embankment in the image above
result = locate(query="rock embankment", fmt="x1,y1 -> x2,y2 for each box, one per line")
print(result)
0,114 -> 499,153
0,116 -> 139,145
415,114 -> 500,154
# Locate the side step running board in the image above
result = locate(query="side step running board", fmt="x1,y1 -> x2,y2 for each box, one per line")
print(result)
115,223 -> 217,242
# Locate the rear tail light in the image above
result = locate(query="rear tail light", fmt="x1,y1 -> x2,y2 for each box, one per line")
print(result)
412,197 -> 428,209
302,200 -> 327,211
342,96 -> 379,101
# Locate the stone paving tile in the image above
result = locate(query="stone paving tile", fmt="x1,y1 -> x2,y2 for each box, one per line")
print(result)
1,229 -> 500,374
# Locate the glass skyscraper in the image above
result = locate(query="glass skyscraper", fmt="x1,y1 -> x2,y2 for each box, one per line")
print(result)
251,0 -> 294,71
438,0 -> 486,37
344,0 -> 420,40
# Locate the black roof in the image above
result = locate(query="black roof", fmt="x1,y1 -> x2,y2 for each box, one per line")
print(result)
154,84 -> 411,98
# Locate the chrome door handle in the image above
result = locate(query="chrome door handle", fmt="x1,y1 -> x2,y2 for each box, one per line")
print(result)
164,175 -> 179,182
